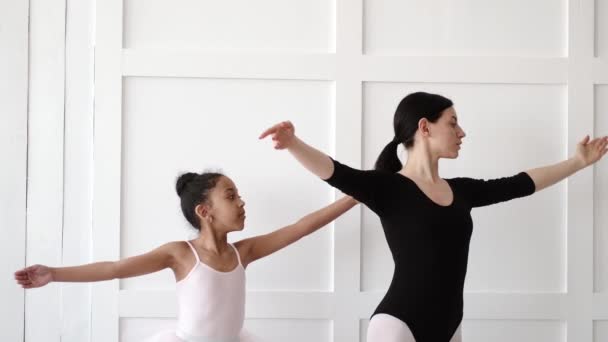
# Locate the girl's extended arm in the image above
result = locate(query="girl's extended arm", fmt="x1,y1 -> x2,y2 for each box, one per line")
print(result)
236,196 -> 358,267
14,242 -> 178,289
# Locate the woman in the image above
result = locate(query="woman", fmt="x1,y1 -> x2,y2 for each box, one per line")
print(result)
260,91 -> 608,342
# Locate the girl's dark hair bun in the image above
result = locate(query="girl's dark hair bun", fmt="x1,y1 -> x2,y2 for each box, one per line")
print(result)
176,172 -> 198,197
175,171 -> 224,230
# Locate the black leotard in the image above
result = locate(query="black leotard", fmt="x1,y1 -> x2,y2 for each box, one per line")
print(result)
325,158 -> 536,342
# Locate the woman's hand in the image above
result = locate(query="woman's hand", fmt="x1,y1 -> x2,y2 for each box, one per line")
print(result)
574,135 -> 608,168
14,264 -> 53,289
259,121 -> 296,149
259,119 -> 334,179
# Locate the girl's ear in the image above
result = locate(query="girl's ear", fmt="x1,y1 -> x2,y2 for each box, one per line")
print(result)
195,203 -> 209,222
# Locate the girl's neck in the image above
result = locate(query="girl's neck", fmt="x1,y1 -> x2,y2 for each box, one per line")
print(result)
193,227 -> 230,254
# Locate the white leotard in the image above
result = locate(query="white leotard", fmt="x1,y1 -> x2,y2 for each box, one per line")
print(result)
175,241 -> 246,341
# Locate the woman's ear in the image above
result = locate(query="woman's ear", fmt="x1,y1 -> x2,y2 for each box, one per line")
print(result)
418,118 -> 430,136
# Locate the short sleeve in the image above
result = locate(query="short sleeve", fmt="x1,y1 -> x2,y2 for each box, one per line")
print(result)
324,158 -> 388,215
454,172 -> 536,208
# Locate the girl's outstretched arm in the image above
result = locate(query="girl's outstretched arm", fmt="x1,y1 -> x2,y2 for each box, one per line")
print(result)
236,196 -> 358,267
14,242 -> 180,289
259,121 -> 334,179
526,135 -> 607,192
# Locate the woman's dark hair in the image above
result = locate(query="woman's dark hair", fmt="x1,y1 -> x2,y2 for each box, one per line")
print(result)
176,172 -> 224,230
374,92 -> 453,173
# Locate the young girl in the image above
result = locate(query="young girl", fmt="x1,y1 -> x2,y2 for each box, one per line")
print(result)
14,171 -> 358,342
259,91 -> 608,342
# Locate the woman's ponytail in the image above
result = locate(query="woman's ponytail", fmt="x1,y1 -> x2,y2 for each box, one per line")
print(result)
374,139 -> 401,172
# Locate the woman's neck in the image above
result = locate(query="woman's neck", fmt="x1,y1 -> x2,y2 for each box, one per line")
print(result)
401,145 -> 441,183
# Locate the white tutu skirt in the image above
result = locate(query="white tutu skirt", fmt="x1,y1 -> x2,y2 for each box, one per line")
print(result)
145,329 -> 262,342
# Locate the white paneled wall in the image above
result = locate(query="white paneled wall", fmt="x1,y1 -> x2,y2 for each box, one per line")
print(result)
363,0 -> 567,57
595,83 -> 608,342
92,0 -> 599,341
595,85 -> 608,294
6,0 -> 608,341
61,0 -> 95,340
597,0 -> 608,57
3,0 -> 96,342
123,0 -> 335,52
94,0 -> 605,341
594,1 -> 608,340
0,1 -> 28,341
26,0 -> 67,341
595,321 -> 608,341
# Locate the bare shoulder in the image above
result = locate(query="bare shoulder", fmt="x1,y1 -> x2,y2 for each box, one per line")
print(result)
163,240 -> 192,258
162,240 -> 199,277
233,238 -> 255,267
153,241 -> 191,266
233,238 -> 253,254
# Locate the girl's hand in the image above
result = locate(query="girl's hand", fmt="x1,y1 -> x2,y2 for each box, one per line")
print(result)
259,121 -> 296,149
14,264 -> 53,289
575,135 -> 608,167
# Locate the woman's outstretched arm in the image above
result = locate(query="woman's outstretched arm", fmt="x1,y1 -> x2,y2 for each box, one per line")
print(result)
526,135 -> 607,192
260,120 -> 390,214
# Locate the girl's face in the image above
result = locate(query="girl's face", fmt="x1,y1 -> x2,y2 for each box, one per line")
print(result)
202,176 -> 246,232
427,107 -> 466,159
